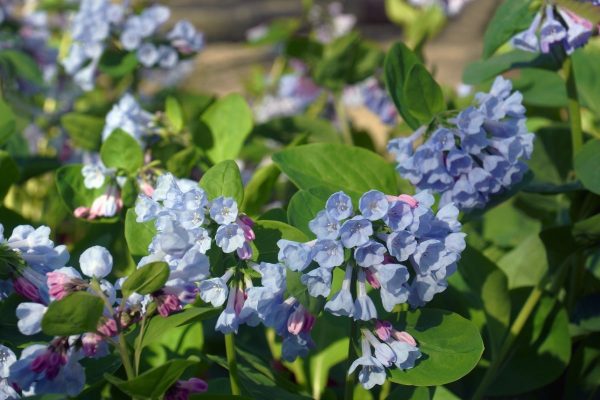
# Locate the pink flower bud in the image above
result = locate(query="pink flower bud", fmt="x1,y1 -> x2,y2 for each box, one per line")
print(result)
234,286 -> 245,315
157,293 -> 182,317
73,206 -> 91,219
397,194 -> 418,208
365,268 -> 381,289
46,271 -> 72,300
13,277 -> 42,302
287,307 -> 306,335
98,318 -> 118,337
392,330 -> 417,347
140,181 -> 155,197
236,242 -> 253,260
82,333 -> 103,357
374,320 -> 392,341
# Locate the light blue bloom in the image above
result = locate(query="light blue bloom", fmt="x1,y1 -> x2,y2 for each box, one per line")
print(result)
540,5 -> 567,53
353,269 -> 377,321
386,231 -> 417,262
301,267 -> 333,297
359,190 -> 389,221
354,241 -> 386,268
312,239 -> 344,269
384,200 -> 413,231
376,264 -> 410,312
326,191 -> 353,221
281,331 -> 314,362
16,302 -> 46,335
209,197 -> 238,225
0,345 -> 18,400
168,20 -> 205,53
277,240 -> 312,271
309,210 -> 340,240
339,217 -> 372,248
348,338 -> 387,390
198,270 -> 232,307
215,224 -> 245,253
79,246 -> 113,279
102,94 -> 154,142
215,287 -> 240,334
324,265 -> 354,317
137,42 -> 159,67
389,340 -> 421,370
158,45 -> 179,69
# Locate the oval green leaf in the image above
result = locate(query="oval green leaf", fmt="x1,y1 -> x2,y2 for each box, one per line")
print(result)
574,139 -> 600,194
41,291 -> 105,336
121,261 -> 170,299
199,159 -> 244,204
100,128 -> 144,173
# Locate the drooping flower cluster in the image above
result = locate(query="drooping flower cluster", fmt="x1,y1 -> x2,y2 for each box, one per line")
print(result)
102,94 -> 156,142
512,4 -> 596,55
388,76 -> 534,210
408,0 -> 473,16
62,0 -> 204,91
344,77 -> 398,125
253,65 -> 322,123
278,190 -> 465,317
349,321 -> 421,389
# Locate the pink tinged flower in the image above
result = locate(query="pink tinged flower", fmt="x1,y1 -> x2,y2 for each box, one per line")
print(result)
31,348 -> 68,380
98,318 -> 118,337
13,276 -> 42,302
157,293 -> 182,317
82,333 -> 104,357
287,305 -> 315,335
392,330 -> 417,347
365,268 -> 381,289
233,286 -> 245,315
47,270 -> 82,300
236,242 -> 253,260
375,320 -> 392,341
397,194 -> 418,208
140,181 -> 155,197
237,216 -> 256,241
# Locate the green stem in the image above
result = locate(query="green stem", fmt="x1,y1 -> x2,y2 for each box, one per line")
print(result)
564,58 -> 583,158
334,93 -> 353,145
344,265 -> 359,400
225,333 -> 242,395
472,256 -> 573,399
118,333 -> 136,380
133,314 -> 149,375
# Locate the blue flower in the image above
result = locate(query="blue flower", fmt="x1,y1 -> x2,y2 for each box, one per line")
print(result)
277,240 -> 312,271
79,246 -> 113,279
324,265 -> 355,317
209,197 -> 239,225
359,190 -> 389,221
348,338 -> 387,390
309,210 -> 340,240
376,264 -> 410,312
353,269 -> 377,321
339,217 -> 372,248
326,191 -> 353,221
198,270 -> 232,307
301,267 -> 333,297
354,241 -> 386,268
215,224 -> 246,253
312,239 -> 344,269
16,302 -> 46,335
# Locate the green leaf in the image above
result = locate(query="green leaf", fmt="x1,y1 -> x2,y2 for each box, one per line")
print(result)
247,18 -> 300,46
574,139 -> 600,194
403,63 -> 445,123
166,147 -> 202,177
241,163 -> 280,216
0,151 -> 19,202
313,33 -> 384,91
100,129 -> 144,173
121,261 -> 170,298
98,50 -> 139,77
555,0 -> 600,24
0,49 -> 44,85
105,359 -> 196,398
462,50 -> 560,85
482,0 -> 535,58
488,293 -> 571,395
272,143 -> 398,200
573,213 -> 600,245
141,307 -> 220,348
253,115 -> 340,144
124,208 -> 157,259
41,292 -> 105,336
199,160 -> 244,204
286,269 -> 325,315
166,96 -> 184,132
14,156 -> 61,183
61,113 -> 104,151
198,94 -> 253,163
384,42 -> 423,129
573,44 -> 600,116
512,68 -> 567,107
0,98 -> 16,145
388,308 -> 484,386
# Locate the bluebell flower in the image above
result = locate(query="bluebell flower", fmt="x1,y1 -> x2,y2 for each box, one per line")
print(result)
277,240 -> 312,271
301,267 -> 333,297
353,269 -> 377,321
209,197 -> 239,225
325,265 -> 355,317
354,241 -> 386,268
79,246 -> 113,279
158,45 -> 179,69
281,331 -> 314,362
0,345 -> 19,400
216,286 -> 241,334
168,20 -> 205,54
376,264 -> 410,312
339,217 -> 373,248
312,239 -> 344,269
199,270 -> 233,307
16,302 -> 46,335
389,76 -> 534,210
137,43 -> 159,67
344,78 -> 397,125
215,224 -> 246,253
348,337 -> 387,390
326,191 -> 354,221
309,210 -> 340,240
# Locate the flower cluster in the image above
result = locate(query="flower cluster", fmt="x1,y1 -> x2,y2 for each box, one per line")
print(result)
512,5 -> 595,55
62,0 -> 204,91
344,77 -> 398,125
408,0 -> 473,16
388,76 -> 534,210
350,321 -> 421,389
102,94 -> 156,143
308,2 -> 356,44
253,66 -> 322,123
277,190 -> 465,316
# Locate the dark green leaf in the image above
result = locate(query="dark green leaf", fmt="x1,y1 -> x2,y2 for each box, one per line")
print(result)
166,147 -> 202,177
241,163 -> 280,216
287,188 -> 332,239
574,139 -> 600,194
0,151 -> 19,202
141,307 -> 220,348
14,156 -> 61,183
61,113 -> 104,151
198,94 -> 253,163
199,160 -> 244,204
482,0 -> 535,58
104,359 -> 196,398
252,219 -> 307,263
573,45 -> 600,116
388,308 -> 484,386
100,129 -> 144,173
98,50 -> 139,77
403,63 -> 445,123
121,261 -> 170,298
272,143 -> 398,200
0,49 -> 44,85
384,42 -> 422,129
41,292 -> 105,336
573,213 -> 600,245
0,98 -> 16,145
513,69 -> 567,107
124,208 -> 157,259
555,0 -> 600,24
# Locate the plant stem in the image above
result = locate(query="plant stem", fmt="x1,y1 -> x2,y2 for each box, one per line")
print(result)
118,333 -> 136,380
225,333 -> 242,395
564,58 -> 583,158
335,93 -> 353,145
133,314 -> 148,375
472,256 -> 573,399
